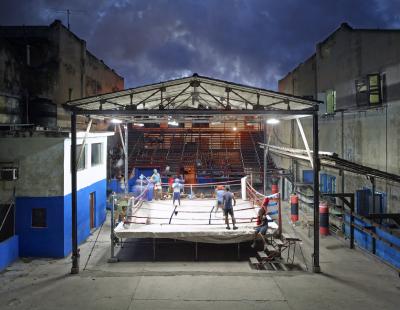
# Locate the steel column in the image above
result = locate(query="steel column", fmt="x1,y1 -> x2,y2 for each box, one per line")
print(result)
108,193 -> 118,263
350,195 -> 355,249
371,177 -> 376,254
263,122 -> 267,195
124,123 -> 129,194
312,112 -> 321,273
70,112 -> 79,274
278,193 -> 282,237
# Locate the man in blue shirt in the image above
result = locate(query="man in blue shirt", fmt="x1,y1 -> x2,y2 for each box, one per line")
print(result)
222,186 -> 237,230
151,169 -> 162,200
172,178 -> 182,207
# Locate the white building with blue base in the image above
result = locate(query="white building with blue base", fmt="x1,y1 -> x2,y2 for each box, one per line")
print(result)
0,131 -> 113,267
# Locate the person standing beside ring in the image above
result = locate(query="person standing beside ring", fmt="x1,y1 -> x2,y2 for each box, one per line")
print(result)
172,178 -> 182,207
151,169 -> 162,200
214,185 -> 225,214
222,186 -> 237,230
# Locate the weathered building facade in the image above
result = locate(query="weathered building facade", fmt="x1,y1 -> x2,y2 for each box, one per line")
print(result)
0,20 -> 124,129
277,23 -> 400,213
0,20 -> 121,269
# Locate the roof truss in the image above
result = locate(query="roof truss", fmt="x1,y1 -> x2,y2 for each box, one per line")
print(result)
64,74 -> 319,118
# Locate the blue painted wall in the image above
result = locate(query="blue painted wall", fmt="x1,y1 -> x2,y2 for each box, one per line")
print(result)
64,179 -> 107,256
0,236 -> 19,271
16,196 -> 65,257
108,179 -> 124,193
15,179 -> 107,258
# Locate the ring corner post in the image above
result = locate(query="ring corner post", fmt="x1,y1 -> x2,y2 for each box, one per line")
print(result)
312,111 -> 321,273
278,193 -> 282,238
70,111 -> 80,274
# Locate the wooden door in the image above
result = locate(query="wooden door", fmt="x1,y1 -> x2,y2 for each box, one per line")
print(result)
90,192 -> 95,229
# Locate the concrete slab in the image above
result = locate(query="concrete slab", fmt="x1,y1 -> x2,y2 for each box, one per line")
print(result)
134,275 -> 286,301
0,276 -> 140,310
274,273 -> 399,310
1,211 -> 399,310
129,300 -> 291,310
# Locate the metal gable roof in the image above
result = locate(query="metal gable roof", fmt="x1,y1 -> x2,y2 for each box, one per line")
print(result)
64,74 -> 319,115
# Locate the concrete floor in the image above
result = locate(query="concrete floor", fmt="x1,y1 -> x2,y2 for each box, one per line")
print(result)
0,207 -> 399,310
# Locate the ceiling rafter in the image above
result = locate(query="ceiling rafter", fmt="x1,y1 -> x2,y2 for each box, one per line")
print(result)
64,74 -> 320,116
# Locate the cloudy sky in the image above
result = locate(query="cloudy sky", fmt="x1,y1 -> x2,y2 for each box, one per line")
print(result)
2,0 -> 400,90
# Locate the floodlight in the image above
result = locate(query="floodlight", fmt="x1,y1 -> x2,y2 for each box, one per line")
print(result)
266,118 -> 280,125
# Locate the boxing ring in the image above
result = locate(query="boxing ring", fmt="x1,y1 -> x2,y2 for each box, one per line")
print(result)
115,199 -> 278,243
109,177 -> 282,261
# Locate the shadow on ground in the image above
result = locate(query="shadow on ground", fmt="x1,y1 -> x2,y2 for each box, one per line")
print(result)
116,238 -> 255,262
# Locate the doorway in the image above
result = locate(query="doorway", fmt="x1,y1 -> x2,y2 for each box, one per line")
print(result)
89,192 -> 96,229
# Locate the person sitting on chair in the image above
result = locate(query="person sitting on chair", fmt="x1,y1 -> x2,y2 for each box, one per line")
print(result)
251,197 -> 270,248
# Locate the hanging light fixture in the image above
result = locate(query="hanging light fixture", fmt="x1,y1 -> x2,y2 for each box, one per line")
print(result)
168,120 -> 179,126
110,119 -> 122,124
266,118 -> 280,125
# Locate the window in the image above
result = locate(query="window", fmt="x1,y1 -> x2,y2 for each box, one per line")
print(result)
91,143 -> 103,166
355,73 -> 381,106
368,74 -> 381,105
32,208 -> 47,228
326,90 -> 336,114
76,144 -> 86,171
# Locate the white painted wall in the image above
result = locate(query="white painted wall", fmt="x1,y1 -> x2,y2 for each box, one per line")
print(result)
0,132 -> 113,202
63,132 -> 113,195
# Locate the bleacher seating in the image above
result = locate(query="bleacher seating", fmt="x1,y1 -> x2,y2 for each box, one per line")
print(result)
127,127 -> 276,181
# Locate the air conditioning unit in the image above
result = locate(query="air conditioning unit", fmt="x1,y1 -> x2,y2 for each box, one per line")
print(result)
0,168 -> 18,180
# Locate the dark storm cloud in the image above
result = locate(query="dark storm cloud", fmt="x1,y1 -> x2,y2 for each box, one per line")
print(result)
1,0 -> 400,89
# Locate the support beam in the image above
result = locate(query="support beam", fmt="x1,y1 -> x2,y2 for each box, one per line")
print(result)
77,119 -> 92,166
117,124 -> 126,154
198,85 -> 226,109
163,85 -> 191,109
108,193 -> 118,263
312,112 -> 320,273
124,123 -> 129,194
370,177 -> 376,254
263,123 -> 271,195
70,112 -> 79,274
73,108 -> 316,116
296,118 -> 313,168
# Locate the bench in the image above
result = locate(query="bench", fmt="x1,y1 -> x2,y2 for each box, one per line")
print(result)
273,239 -> 284,246
281,233 -> 302,264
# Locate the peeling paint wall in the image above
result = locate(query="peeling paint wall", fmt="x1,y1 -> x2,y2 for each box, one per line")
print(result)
0,136 -> 65,202
0,20 -> 124,129
276,25 -> 400,213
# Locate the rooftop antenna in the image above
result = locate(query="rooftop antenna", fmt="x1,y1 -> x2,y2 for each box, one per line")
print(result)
50,8 -> 86,30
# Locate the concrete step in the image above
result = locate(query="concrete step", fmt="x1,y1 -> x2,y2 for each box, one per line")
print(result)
257,251 -> 267,260
249,257 -> 259,265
